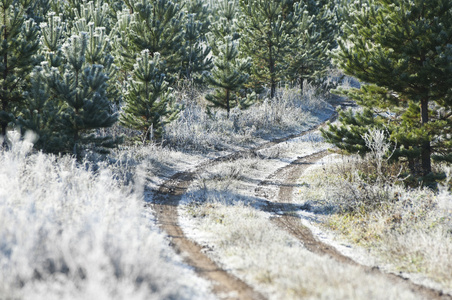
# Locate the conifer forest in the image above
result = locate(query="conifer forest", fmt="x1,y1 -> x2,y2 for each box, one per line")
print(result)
1,0 -> 452,299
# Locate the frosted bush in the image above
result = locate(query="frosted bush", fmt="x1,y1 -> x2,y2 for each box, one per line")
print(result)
0,132 -> 211,300
301,154 -> 452,289
164,85 -> 332,153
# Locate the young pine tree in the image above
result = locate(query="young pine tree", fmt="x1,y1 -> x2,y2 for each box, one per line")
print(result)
184,0 -> 211,39
285,1 -> 335,94
120,50 -> 179,142
205,36 -> 251,118
209,0 -> 241,54
322,0 -> 452,182
18,13 -> 66,143
180,13 -> 213,82
70,2 -> 121,107
36,30 -> 119,157
238,0 -> 299,98
0,0 -> 40,138
118,0 -> 185,79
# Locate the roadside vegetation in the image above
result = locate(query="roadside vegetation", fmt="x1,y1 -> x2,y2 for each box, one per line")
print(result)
0,82 -> 333,298
295,132 -> 452,291
0,132 -> 214,299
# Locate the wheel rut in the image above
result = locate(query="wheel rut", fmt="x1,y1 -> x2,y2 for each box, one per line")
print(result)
150,96 -> 450,299
150,124 -> 330,300
153,175 -> 263,300
257,149 -> 452,300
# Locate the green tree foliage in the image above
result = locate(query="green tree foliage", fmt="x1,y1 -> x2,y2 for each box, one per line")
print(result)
180,0 -> 214,82
286,0 -> 338,93
238,0 -> 299,98
20,11 -> 119,157
117,0 -> 185,78
49,33 -> 118,156
0,0 -> 40,137
69,0 -> 115,34
120,50 -> 179,141
19,7 -> 61,144
209,0 -> 240,54
70,1 -> 121,106
25,0 -> 52,23
205,35 -> 251,118
18,69 -> 59,151
180,13 -> 213,82
111,10 -> 135,77
184,0 -> 211,38
322,0 -> 452,181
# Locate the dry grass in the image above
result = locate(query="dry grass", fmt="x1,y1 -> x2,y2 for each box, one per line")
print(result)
178,150 -> 424,299
0,132 -> 213,300
164,85 -> 332,153
297,153 -> 452,291
180,190 -> 422,300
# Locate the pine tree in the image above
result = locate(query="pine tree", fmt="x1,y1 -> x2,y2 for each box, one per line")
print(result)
26,0 -> 52,23
205,35 -> 251,118
111,10 -> 135,76
180,13 -> 213,82
285,1 -> 337,93
118,0 -> 185,79
184,0 -> 211,39
32,28 -> 119,157
18,68 -> 60,151
70,0 -> 114,34
238,0 -> 299,98
120,50 -> 179,141
0,0 -> 40,138
209,0 -> 241,54
322,0 -> 452,181
70,1 -> 121,107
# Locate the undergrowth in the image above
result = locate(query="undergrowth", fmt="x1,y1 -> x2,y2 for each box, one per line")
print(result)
299,142 -> 452,289
164,84 -> 331,153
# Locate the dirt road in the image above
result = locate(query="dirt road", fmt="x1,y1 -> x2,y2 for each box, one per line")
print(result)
150,106 -> 451,299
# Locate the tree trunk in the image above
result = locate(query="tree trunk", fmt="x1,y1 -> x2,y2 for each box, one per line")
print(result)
299,73 -> 304,98
1,122 -> 6,137
270,73 -> 276,99
420,98 -> 432,176
269,43 -> 276,98
226,88 -> 230,119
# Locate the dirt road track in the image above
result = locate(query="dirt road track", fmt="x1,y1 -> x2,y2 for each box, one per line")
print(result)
150,123 -> 330,300
150,97 -> 451,299
153,174 -> 265,300
258,150 -> 452,300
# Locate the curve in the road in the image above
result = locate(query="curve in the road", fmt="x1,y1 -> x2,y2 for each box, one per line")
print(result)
150,120 -> 335,300
257,150 -> 452,300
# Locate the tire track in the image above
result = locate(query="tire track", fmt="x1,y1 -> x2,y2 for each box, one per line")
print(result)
257,149 -> 452,300
150,123 -> 332,300
153,173 -> 263,300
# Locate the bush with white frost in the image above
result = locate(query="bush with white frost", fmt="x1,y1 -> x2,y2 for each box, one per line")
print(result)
299,152 -> 452,289
0,131 -> 211,300
165,86 -> 331,153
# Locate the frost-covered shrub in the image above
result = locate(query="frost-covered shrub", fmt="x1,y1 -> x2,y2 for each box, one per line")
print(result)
164,86 -> 331,153
304,154 -> 452,287
0,132 -> 210,300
